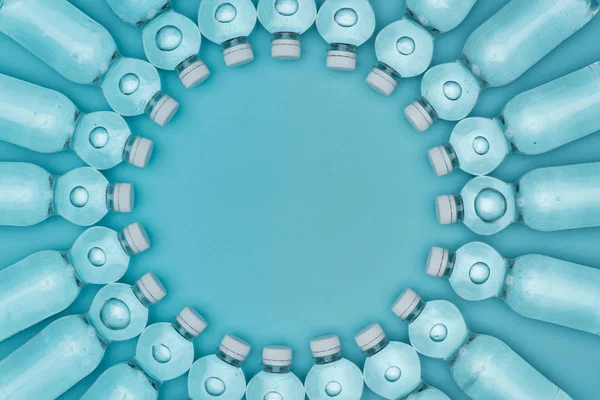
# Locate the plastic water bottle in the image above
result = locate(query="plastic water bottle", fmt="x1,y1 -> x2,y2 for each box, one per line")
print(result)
246,345 -> 305,400
436,162 -> 600,235
198,0 -> 257,67
0,273 -> 166,400
0,222 -> 150,343
316,0 -> 376,71
404,0 -> 599,132
392,289 -> 572,400
0,162 -> 133,227
81,307 -> 207,400
427,242 -> 600,336
257,0 -> 317,60
305,334 -> 364,400
0,0 -> 179,126
0,73 -> 153,170
367,0 -> 477,96
105,0 -> 211,89
187,334 -> 251,400
355,323 -> 450,400
428,62 -> 600,177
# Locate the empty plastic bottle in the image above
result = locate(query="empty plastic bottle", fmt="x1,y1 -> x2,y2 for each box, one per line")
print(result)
0,273 -> 166,400
355,323 -> 450,400
0,0 -> 179,126
188,334 -> 251,400
404,0 -> 599,132
198,0 -> 257,67
0,162 -> 133,227
257,0 -> 317,60
427,242 -> 600,336
316,0 -> 376,71
0,73 -> 153,170
81,306 -> 207,400
429,62 -> 600,176
106,0 -> 210,89
305,334 -> 364,400
392,289 -> 572,400
367,0 -> 477,96
0,222 -> 150,343
246,345 -> 305,400
436,162 -> 600,235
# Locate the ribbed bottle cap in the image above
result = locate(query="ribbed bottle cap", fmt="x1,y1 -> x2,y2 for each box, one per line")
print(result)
428,145 -> 453,176
219,334 -> 251,362
271,38 -> 301,60
426,246 -> 450,278
223,42 -> 254,67
149,94 -> 179,126
392,288 -> 421,320
121,222 -> 150,255
128,137 -> 154,168
178,59 -> 211,89
366,68 -> 397,96
113,183 -> 134,212
354,323 -> 386,352
310,334 -> 341,358
135,272 -> 167,304
404,101 -> 433,132
262,345 -> 292,367
176,306 -> 208,337
327,49 -> 357,71
436,195 -> 458,224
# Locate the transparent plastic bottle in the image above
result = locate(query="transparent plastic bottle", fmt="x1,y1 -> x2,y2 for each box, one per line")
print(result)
316,0 -> 376,71
188,334 -> 251,400
81,307 -> 207,400
429,62 -> 600,176
305,334 -> 364,400
404,0 -> 599,131
0,0 -> 179,126
0,162 -> 134,227
0,273 -> 167,400
0,222 -> 150,343
198,0 -> 257,67
355,323 -> 450,400
435,162 -> 600,235
0,73 -> 153,170
106,0 -> 211,89
246,345 -> 305,400
427,242 -> 600,336
367,0 -> 477,96
392,289 -> 572,400
257,0 -> 317,60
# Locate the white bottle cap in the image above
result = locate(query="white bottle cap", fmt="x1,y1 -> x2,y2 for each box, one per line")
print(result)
271,38 -> 301,60
176,306 -> 208,338
327,50 -> 357,71
219,334 -> 251,362
310,334 -> 341,358
354,323 -> 386,352
263,345 -> 293,367
128,137 -> 154,168
135,272 -> 167,304
392,288 -> 421,321
179,59 -> 211,89
149,94 -> 179,126
113,183 -> 134,212
436,194 -> 458,225
122,222 -> 151,254
428,145 -> 453,176
426,246 -> 450,278
404,101 -> 434,132
366,68 -> 397,96
223,42 -> 255,67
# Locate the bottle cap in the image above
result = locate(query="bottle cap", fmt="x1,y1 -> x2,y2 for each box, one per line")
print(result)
113,183 -> 134,212
392,288 -> 421,320
223,42 -> 255,67
271,38 -> 301,60
310,334 -> 341,358
263,345 -> 293,367
149,94 -> 179,126
128,137 -> 154,168
354,323 -> 386,352
404,101 -> 434,132
176,306 -> 208,337
219,334 -> 251,362
426,246 -> 450,278
135,272 -> 167,304
179,59 -> 211,89
327,49 -> 356,71
428,145 -> 453,176
366,68 -> 397,96
122,222 -> 151,254
436,195 -> 458,224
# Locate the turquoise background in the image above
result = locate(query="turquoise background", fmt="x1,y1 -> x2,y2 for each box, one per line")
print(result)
0,0 -> 599,398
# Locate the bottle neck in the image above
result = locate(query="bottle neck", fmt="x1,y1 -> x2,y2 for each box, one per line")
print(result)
442,251 -> 457,278
315,352 -> 342,365
137,3 -> 172,27
116,229 -> 136,256
405,300 -> 426,323
172,320 -> 195,341
329,43 -> 357,53
272,32 -> 300,41
453,195 -> 465,222
365,338 -> 389,357
222,36 -> 249,50
264,365 -> 290,373
121,135 -> 137,163
404,8 -> 440,35
442,143 -> 460,170
216,350 -> 242,368
176,55 -> 201,74
375,62 -> 401,83
132,284 -> 153,307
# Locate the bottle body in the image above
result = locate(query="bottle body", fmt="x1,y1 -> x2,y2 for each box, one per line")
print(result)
246,370 -> 305,400
406,385 -> 451,400
305,358 -> 364,400
406,0 -> 477,33
188,354 -> 247,400
80,362 -> 158,400
106,0 -> 169,26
